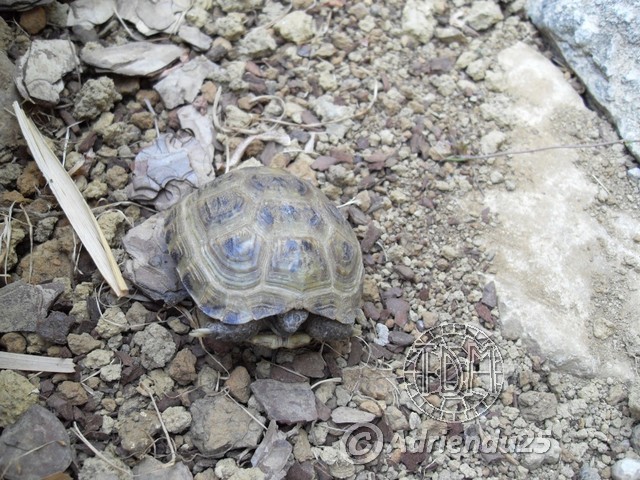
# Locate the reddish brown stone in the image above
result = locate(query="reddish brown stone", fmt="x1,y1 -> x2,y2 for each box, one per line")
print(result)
385,298 -> 410,327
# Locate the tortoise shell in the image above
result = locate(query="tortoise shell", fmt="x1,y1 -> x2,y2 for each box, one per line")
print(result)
164,166 -> 364,327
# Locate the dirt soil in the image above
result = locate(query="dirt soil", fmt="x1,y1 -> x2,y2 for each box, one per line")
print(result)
1,1 -> 639,479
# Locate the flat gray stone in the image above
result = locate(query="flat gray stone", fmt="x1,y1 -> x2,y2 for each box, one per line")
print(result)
66,0 -> 116,27
251,379 -> 318,424
178,24 -> 212,51
331,406 -> 375,424
36,311 -> 75,344
14,39 -> 77,104
118,0 -> 190,36
0,405 -> 72,480
122,212 -> 187,305
0,0 -> 54,10
81,41 -> 183,76
153,56 -> 220,109
251,421 -> 292,479
0,280 -> 64,333
611,458 -> 640,480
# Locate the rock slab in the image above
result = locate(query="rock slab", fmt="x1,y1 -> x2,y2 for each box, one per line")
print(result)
527,0 -> 640,161
480,42 -> 640,379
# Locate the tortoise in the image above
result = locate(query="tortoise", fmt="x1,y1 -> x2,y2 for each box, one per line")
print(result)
164,166 -> 364,348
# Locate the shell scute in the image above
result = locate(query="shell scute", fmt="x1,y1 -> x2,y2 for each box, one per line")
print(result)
257,206 -> 275,227
198,191 -> 245,226
266,237 -> 330,292
209,229 -> 263,288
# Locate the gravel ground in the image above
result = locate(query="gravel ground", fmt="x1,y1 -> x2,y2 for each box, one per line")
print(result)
0,1 -> 639,479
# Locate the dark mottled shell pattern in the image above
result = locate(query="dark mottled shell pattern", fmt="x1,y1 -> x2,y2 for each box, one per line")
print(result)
164,167 -> 364,326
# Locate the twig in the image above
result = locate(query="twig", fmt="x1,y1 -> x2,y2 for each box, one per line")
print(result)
310,377 -> 342,390
304,132 -> 316,153
337,197 -> 360,209
112,7 -> 145,41
19,203 -> 33,283
62,121 -> 82,168
591,173 -> 610,195
1,202 -> 15,281
142,385 -> 177,466
442,138 -> 640,162
212,88 -> 262,135
187,308 -> 230,376
263,79 -> 379,129
144,98 -> 161,139
226,131 -> 292,172
72,422 -> 132,475
253,2 -> 292,30
269,362 -> 308,380
169,1 -> 189,35
224,391 -> 267,430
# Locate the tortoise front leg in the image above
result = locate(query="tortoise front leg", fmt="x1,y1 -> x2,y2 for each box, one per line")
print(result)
269,309 -> 309,336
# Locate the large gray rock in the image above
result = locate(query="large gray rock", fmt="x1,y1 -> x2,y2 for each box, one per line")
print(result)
479,42 -> 640,379
250,380 -> 318,424
0,405 -> 72,480
190,396 -> 264,457
527,0 -> 640,161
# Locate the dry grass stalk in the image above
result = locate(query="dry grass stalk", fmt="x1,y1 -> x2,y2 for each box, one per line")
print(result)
12,102 -> 128,297
443,138 -> 640,162
71,422 -> 131,476
0,352 -> 75,373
